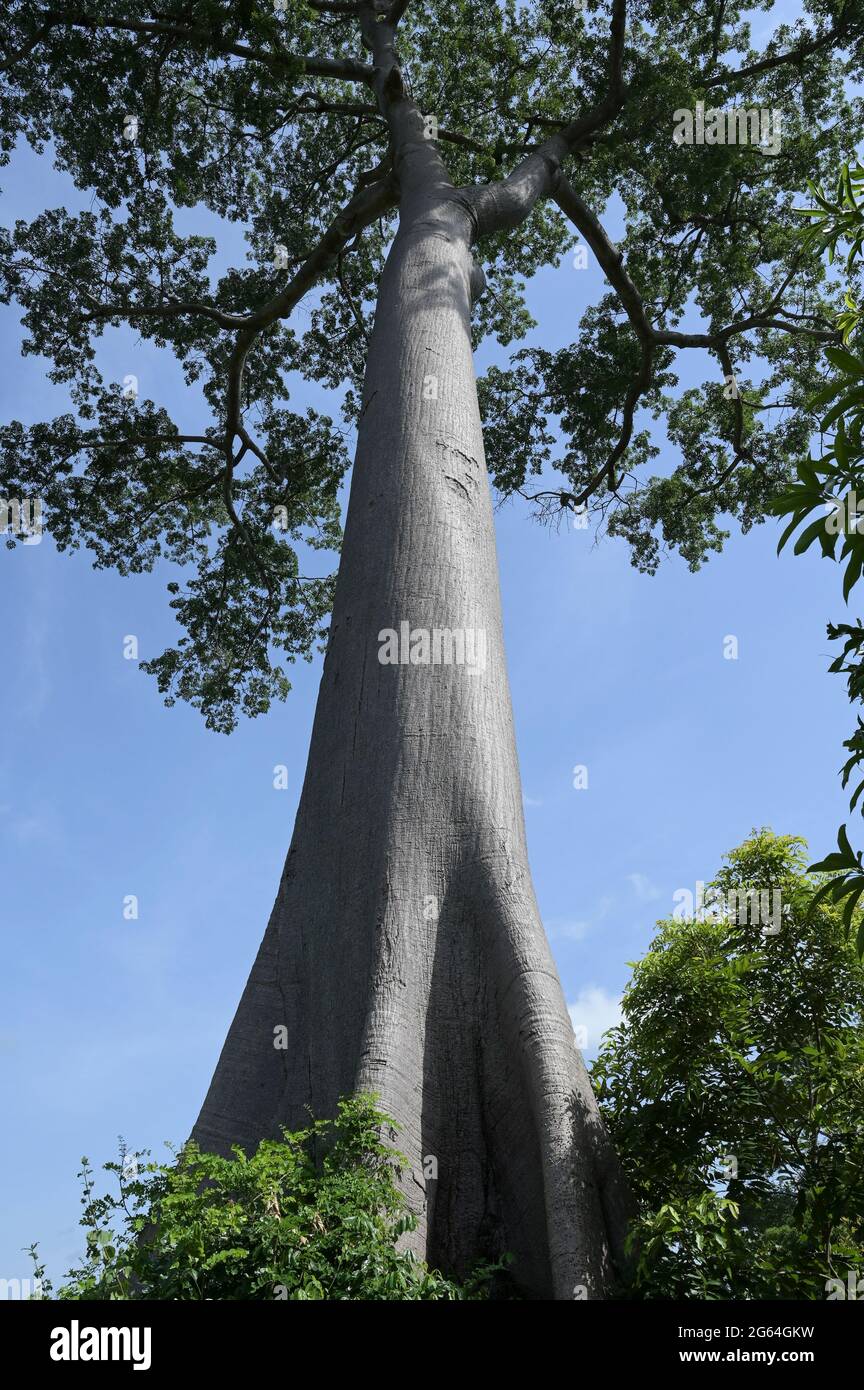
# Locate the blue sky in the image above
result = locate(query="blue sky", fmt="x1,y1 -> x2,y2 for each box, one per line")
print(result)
0,111 -> 851,1287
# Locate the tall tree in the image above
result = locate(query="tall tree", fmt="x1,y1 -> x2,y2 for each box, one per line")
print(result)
2,0 -> 862,1298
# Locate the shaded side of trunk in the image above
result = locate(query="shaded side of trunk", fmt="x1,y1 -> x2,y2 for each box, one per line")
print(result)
192,193 -> 632,1299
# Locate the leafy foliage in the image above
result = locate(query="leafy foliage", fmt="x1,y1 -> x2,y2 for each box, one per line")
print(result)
2,2 -> 864,724
29,1095 -> 504,1300
773,160 -> 864,953
479,2 -> 863,568
592,831 -> 864,1299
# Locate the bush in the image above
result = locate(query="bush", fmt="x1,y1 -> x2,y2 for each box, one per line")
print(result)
30,1094 -> 502,1300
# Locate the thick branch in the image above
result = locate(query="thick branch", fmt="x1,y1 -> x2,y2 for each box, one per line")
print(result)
336,251 -> 370,344
0,21 -> 54,72
704,4 -> 858,90
59,174 -> 395,578
216,171 -> 395,573
64,167 -> 395,346
526,174 -> 841,518
245,172 -> 396,340
222,169 -> 397,468
358,1 -> 453,208
464,0 -> 627,240
70,432 -> 223,452
5,10 -> 374,84
308,1 -> 363,14
556,177 -> 838,352
81,300 -> 249,330
554,177 -> 652,345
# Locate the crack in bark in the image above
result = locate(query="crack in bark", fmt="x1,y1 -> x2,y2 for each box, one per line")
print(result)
443,474 -> 473,502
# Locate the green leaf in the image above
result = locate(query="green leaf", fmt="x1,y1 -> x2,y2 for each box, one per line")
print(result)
822,388 -> 864,432
838,823 -> 856,861
793,515 -> 830,556
825,347 -> 864,377
776,509 -> 808,555
842,884 -> 863,935
844,549 -> 864,599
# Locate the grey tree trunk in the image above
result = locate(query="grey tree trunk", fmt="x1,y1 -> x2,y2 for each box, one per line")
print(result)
192,190 -> 632,1299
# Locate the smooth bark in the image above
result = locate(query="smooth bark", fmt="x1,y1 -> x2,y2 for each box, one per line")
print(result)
192,186 -> 632,1299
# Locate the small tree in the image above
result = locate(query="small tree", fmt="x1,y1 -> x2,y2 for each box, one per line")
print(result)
592,830 -> 864,1299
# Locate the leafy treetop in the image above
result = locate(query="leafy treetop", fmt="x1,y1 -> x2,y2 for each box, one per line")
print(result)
592,829 -> 864,1299
2,1 -> 863,727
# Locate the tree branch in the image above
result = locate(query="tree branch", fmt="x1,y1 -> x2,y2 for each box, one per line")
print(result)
6,10 -> 374,84
80,301 -> 250,330
464,0 -> 627,240
703,4 -> 859,90
68,432 -> 224,452
0,20 -> 54,72
527,173 -> 840,519
554,176 -> 653,345
336,251 -> 370,344
308,1 -> 363,14
62,168 -> 396,347
221,169 -> 397,497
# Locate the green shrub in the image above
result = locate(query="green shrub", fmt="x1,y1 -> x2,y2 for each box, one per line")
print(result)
31,1094 -> 502,1300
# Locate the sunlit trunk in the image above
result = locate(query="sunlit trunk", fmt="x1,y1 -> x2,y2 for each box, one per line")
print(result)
192,194 -> 632,1299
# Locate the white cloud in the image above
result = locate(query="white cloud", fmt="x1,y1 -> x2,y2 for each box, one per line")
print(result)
523,795 -> 543,807
0,800 -> 57,844
545,894 -> 615,945
546,917 -> 590,942
627,872 -> 661,902
568,987 -> 623,1057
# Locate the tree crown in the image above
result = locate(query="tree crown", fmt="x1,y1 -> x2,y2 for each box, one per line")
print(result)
2,1 -> 862,727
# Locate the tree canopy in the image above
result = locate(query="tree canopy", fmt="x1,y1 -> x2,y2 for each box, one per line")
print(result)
2,1 -> 863,727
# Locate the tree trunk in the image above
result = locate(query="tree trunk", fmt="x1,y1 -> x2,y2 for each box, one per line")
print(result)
192,191 -> 632,1300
